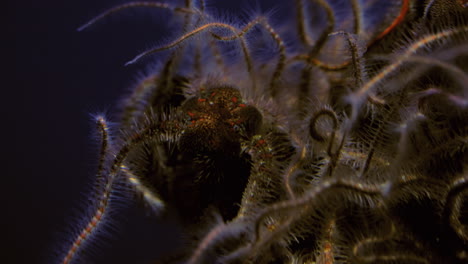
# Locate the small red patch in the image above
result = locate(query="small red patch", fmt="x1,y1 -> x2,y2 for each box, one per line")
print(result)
238,103 -> 246,108
198,98 -> 206,102
255,139 -> 266,147
231,97 -> 238,103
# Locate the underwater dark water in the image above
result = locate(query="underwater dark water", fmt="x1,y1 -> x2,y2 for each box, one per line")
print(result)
10,1 -> 172,263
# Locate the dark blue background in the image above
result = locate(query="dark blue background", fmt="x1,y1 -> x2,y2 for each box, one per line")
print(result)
9,0 -> 283,263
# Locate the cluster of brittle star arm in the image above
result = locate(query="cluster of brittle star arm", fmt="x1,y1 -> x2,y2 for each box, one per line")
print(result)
59,0 -> 468,263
